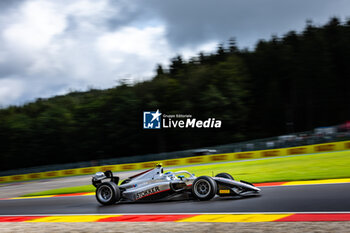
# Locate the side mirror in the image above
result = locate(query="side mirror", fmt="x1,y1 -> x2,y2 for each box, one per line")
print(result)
178,175 -> 185,180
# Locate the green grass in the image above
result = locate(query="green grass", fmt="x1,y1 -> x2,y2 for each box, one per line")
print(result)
21,150 -> 350,197
170,150 -> 350,183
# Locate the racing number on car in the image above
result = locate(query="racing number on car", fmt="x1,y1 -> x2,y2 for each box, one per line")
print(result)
136,186 -> 161,199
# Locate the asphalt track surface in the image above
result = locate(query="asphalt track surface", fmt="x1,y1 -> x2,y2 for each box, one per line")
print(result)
0,183 -> 350,215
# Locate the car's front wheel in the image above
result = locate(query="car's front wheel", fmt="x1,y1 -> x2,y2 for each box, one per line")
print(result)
95,182 -> 120,205
215,172 -> 234,180
192,176 -> 217,201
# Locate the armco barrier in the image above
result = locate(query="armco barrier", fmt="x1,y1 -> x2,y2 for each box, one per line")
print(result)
1,140 -> 350,184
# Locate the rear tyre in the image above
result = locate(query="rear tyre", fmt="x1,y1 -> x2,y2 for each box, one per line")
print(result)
192,176 -> 217,201
215,172 -> 234,180
95,182 -> 120,205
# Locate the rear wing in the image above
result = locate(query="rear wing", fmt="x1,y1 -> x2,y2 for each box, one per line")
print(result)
92,170 -> 119,187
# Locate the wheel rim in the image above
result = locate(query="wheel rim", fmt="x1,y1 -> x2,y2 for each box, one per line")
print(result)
97,185 -> 113,202
194,179 -> 211,198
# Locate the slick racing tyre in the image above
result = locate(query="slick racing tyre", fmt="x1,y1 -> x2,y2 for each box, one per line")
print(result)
215,172 -> 234,180
192,176 -> 217,201
96,182 -> 120,205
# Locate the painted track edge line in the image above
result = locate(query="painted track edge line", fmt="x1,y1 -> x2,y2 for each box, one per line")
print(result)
1,213 -> 350,222
2,212 -> 350,216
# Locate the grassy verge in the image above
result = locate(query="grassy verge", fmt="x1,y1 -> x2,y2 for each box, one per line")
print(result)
171,150 -> 350,183
22,150 -> 350,197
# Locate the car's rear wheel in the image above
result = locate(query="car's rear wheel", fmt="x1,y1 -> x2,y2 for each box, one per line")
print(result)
96,182 -> 120,205
192,176 -> 217,201
215,172 -> 234,180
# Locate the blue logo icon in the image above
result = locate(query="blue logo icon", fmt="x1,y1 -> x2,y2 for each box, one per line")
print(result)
143,110 -> 162,129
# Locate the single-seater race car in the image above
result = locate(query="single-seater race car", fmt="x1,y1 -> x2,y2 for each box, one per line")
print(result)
92,164 -> 260,205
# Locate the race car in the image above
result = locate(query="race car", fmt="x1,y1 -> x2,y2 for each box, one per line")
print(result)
92,164 -> 260,205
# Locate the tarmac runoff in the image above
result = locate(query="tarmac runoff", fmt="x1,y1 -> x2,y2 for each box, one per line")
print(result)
1,177 -> 349,201
1,178 -> 350,232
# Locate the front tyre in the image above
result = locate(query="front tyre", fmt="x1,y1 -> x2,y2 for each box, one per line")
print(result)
192,176 -> 217,201
95,182 -> 120,205
215,172 -> 234,180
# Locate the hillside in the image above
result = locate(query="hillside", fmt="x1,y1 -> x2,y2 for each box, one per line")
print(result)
1,18 -> 350,170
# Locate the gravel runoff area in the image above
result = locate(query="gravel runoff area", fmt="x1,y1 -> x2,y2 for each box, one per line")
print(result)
0,222 -> 350,233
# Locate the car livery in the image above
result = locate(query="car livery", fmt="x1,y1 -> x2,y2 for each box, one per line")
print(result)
92,164 -> 260,205
136,186 -> 161,199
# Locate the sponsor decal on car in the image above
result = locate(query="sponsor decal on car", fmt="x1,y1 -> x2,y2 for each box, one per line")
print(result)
136,186 -> 161,199
219,189 -> 230,194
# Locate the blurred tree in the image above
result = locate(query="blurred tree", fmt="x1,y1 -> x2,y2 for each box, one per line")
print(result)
1,18 -> 350,170
156,64 -> 164,76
